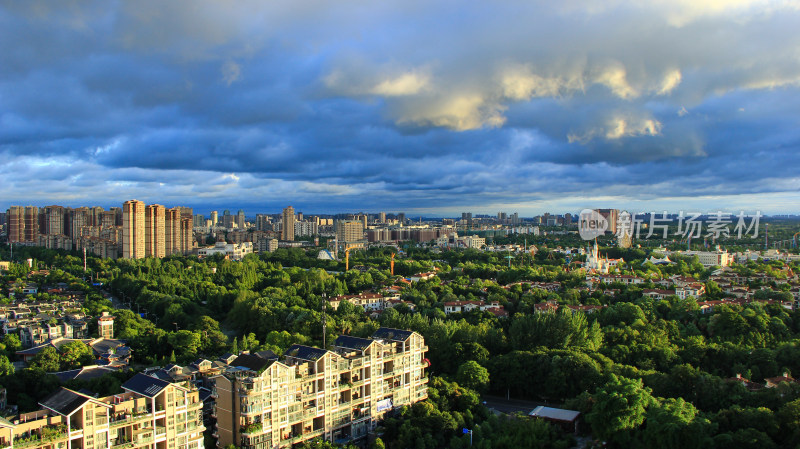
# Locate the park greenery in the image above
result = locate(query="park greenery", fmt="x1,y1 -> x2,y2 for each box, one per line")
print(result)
3,231 -> 800,448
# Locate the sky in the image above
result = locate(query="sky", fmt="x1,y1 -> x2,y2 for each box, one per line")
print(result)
1,0 -> 800,217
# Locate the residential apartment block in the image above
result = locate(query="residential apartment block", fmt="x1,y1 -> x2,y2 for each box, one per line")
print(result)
0,373 -> 204,449
212,328 -> 428,449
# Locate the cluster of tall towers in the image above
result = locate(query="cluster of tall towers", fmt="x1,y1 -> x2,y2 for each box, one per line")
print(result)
121,200 -> 193,259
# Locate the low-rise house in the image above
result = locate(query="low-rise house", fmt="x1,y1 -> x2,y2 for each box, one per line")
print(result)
724,373 -> 762,391
642,289 -> 675,300
409,272 -> 437,282
443,301 -> 502,315
765,372 -> 795,388
697,300 -> 729,314
677,283 -> 706,300
328,293 -> 385,312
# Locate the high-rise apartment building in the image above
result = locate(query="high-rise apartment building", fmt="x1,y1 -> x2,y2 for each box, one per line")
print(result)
211,210 -> 219,227
165,207 -> 181,256
70,207 -> 91,244
90,206 -> 105,227
295,221 -> 318,237
282,206 -> 295,241
109,207 -> 123,226
222,210 -> 235,229
145,204 -> 166,258
212,328 -> 427,449
335,220 -> 364,243
379,212 -> 386,224
0,373 -> 205,449
597,209 -> 619,235
193,214 -> 206,228
42,205 -> 67,236
180,217 -> 193,255
255,214 -> 271,231
237,210 -> 246,230
122,200 -> 145,259
397,213 -> 405,224
100,211 -> 117,229
6,206 -> 39,243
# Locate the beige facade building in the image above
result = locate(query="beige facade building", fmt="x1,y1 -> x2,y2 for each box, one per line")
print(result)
122,200 -> 146,259
281,207 -> 295,241
335,220 -> 364,243
212,328 -> 428,449
145,205 -> 166,259
0,373 -> 204,449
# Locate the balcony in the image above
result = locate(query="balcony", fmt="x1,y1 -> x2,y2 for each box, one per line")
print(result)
240,422 -> 263,435
155,426 -> 167,437
111,439 -> 135,449
12,427 -> 68,449
133,436 -> 154,446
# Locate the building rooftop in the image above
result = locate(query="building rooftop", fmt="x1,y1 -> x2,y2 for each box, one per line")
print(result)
39,387 -> 105,416
285,344 -> 329,361
372,327 -> 414,342
529,406 -> 580,422
53,365 -> 118,383
230,354 -> 275,373
333,335 -> 374,351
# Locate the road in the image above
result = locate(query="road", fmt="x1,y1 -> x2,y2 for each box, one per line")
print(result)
480,394 -> 557,415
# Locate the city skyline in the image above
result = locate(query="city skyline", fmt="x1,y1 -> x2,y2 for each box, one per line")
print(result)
2,2 -> 799,215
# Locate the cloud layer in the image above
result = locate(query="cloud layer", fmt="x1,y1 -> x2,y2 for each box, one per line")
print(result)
1,0 -> 799,215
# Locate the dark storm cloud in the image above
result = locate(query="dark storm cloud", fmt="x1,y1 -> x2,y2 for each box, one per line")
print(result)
1,1 -> 800,214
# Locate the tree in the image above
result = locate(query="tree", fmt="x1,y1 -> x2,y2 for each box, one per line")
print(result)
509,309 -> 603,351
456,361 -> 490,393
192,316 -> 229,354
29,346 -> 61,373
0,355 -> 14,376
643,398 -> 711,449
587,375 -> 654,445
2,334 -> 21,355
167,330 -> 202,361
59,341 -> 94,370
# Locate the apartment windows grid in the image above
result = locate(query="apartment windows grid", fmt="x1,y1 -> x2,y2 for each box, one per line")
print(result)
212,328 -> 428,449
282,206 -> 295,241
122,200 -> 145,259
0,373 -> 205,449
